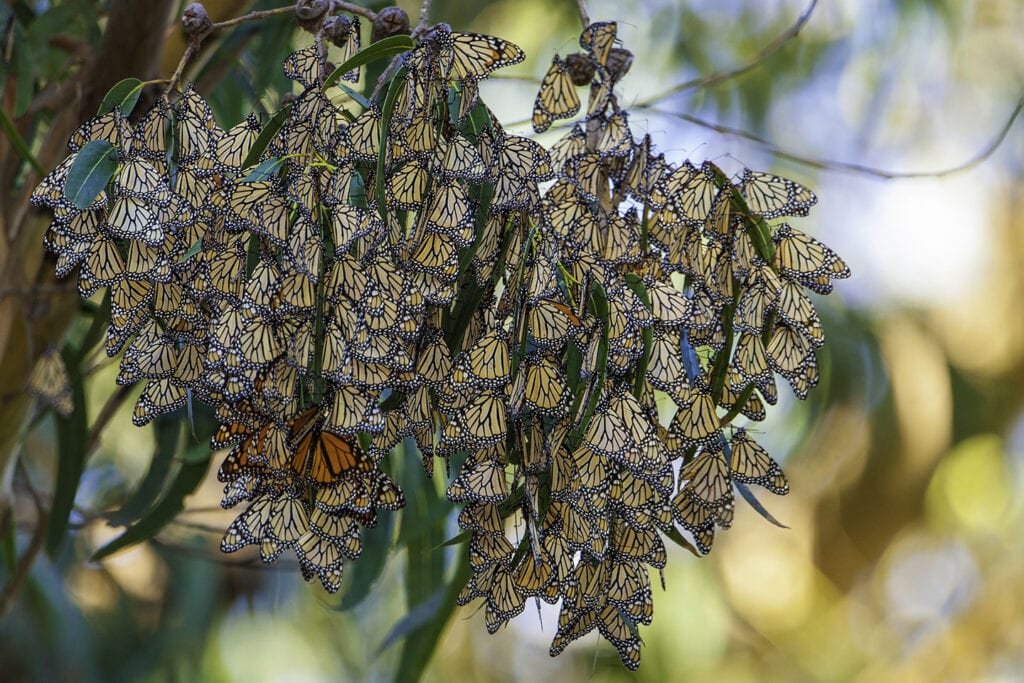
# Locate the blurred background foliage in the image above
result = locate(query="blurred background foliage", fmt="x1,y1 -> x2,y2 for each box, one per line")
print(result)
2,0 -> 1023,681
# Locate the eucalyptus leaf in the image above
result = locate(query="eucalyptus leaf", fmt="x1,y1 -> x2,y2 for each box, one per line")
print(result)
64,140 -> 117,210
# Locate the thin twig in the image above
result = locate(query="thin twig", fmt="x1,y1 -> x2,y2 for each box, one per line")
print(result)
636,0 -> 818,108
333,1 -> 376,22
646,93 -> 1024,180
417,0 -> 432,32
0,463 -> 49,618
575,0 -> 590,28
165,5 -> 300,96
84,386 -> 135,459
212,4 -> 298,30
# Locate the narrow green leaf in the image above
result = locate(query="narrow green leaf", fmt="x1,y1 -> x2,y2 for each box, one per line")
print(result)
439,529 -> 471,548
338,513 -> 393,610
659,524 -> 701,557
108,417 -> 180,525
336,82 -> 373,110
378,590 -> 444,654
10,29 -> 36,117
394,552 -> 472,683
241,106 -> 290,170
624,274 -> 653,399
64,140 -> 117,210
577,280 -> 610,434
90,450 -> 211,561
69,289 -> 111,367
376,68 -> 406,222
2,511 -> 16,572
322,35 -> 414,90
98,78 -> 144,116
240,157 -> 284,182
0,107 -> 45,177
179,237 -> 204,263
734,480 -> 789,529
45,358 -> 88,557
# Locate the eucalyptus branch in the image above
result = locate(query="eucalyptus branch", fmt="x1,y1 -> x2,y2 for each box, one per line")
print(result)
635,0 -> 818,107
0,463 -> 49,618
165,4 -> 300,96
646,93 -> 1024,180
575,0 -> 591,28
333,1 -> 378,22
84,386 -> 135,460
416,0 -> 432,32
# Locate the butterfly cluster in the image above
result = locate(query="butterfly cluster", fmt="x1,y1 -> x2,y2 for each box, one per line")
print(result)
30,14 -> 848,669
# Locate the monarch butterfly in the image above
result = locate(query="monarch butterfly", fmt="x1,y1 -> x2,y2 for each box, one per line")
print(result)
284,45 -> 323,88
288,406 -> 377,484
175,85 -> 221,163
775,278 -> 825,347
729,428 -> 789,495
718,376 -> 770,420
387,159 -> 430,209
436,134 -> 487,181
566,152 -> 606,201
296,530 -> 345,592
766,322 -> 812,377
772,223 -> 851,294
550,603 -> 598,657
237,314 -> 281,367
116,158 -> 169,204
528,298 -> 582,348
133,101 -> 169,166
518,354 -> 570,416
679,448 -> 734,524
69,108 -> 132,154
484,564 -> 526,633
346,107 -> 381,161
328,384 -> 384,435
730,330 -> 775,395
214,114 -> 261,170
598,109 -> 632,157
513,549 -> 555,598
451,328 -> 510,389
734,265 -> 781,334
670,390 -> 721,446
469,530 -> 516,571
586,78 -> 612,118
645,279 -> 690,326
448,31 -> 526,80
330,15 -> 362,83
308,505 -> 363,559
582,406 -> 632,458
671,488 -> 716,554
80,234 -> 126,295
28,348 -> 73,417
458,501 -> 504,535
738,169 -> 817,219
570,444 -> 608,491
447,449 -> 509,503
424,179 -> 471,232
532,55 -> 581,134
549,124 -> 587,174
580,21 -> 617,68
446,389 -> 508,447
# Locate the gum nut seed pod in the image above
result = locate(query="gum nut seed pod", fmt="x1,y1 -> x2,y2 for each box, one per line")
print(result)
182,3 -> 212,41
565,52 -> 596,86
323,15 -> 354,48
295,0 -> 331,32
372,6 -> 411,41
606,47 -> 634,82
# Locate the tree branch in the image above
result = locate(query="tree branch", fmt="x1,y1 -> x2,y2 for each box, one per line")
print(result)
0,462 -> 49,618
575,0 -> 590,28
645,93 -> 1024,180
636,0 -> 818,107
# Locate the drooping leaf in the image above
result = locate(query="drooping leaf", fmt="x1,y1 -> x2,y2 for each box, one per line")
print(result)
107,417 -> 181,525
734,480 -> 789,529
98,78 -> 143,116
91,448 -> 211,561
64,140 -> 117,210
322,34 -> 415,90
45,355 -> 88,557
